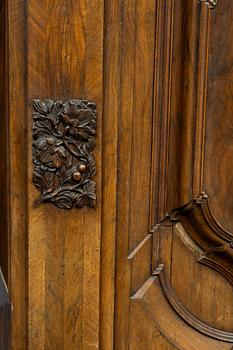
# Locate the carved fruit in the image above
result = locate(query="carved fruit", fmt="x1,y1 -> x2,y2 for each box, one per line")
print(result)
73,171 -> 82,181
79,164 -> 86,173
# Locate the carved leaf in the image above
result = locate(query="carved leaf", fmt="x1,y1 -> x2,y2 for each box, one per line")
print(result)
48,191 -> 77,209
76,181 -> 96,208
33,99 -> 54,115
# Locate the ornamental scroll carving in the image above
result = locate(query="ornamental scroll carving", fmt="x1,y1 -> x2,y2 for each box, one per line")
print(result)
32,99 -> 97,209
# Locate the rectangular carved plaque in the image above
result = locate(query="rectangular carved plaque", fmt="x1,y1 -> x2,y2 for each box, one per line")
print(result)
32,99 -> 97,209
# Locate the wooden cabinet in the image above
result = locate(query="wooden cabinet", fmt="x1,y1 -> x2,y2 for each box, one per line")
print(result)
0,0 -> 232,349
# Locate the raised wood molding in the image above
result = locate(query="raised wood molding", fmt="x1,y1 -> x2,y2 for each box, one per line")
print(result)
127,1 -> 233,348
133,2 -> 233,345
126,0 -> 232,345
169,192 -> 233,242
153,265 -> 233,342
151,0 -> 175,223
153,0 -> 214,217
132,276 -> 230,350
152,192 -> 233,342
169,193 -> 233,284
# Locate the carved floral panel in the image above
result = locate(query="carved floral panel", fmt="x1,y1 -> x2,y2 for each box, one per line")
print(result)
32,99 -> 97,209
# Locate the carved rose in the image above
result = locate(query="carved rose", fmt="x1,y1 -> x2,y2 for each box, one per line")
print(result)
61,100 -> 96,141
34,136 -> 66,170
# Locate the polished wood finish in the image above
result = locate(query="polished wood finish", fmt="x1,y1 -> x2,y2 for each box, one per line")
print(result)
2,0 -> 233,349
7,0 -> 103,348
113,0 -> 233,349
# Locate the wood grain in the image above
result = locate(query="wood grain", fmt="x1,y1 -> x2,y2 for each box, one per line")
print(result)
132,276 -> 232,350
7,0 -> 103,348
204,0 -> 233,232
114,1 -> 136,348
27,1 -> 103,349
100,0 -> 121,348
130,301 -> 178,350
114,1 -> 157,349
128,0 -> 156,251
8,0 -> 28,348
5,0 -> 233,349
171,224 -> 233,332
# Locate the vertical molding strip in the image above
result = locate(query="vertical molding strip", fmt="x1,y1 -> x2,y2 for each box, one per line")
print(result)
151,0 -> 175,224
100,0 -> 121,348
193,5 -> 211,195
7,0 -> 28,348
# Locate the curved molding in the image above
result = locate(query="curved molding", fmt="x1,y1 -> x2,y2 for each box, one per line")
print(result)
132,276 -> 230,349
153,265 -> 233,343
200,256 -> 233,285
152,193 -> 233,341
168,192 -> 233,286
199,0 -> 217,9
169,192 -> 233,243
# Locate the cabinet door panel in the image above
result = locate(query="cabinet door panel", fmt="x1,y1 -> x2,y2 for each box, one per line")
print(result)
3,0 -> 233,349
114,0 -> 233,349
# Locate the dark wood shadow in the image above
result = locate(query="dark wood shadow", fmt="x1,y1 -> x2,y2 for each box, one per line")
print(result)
0,1 -> 11,348
0,270 -> 10,349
